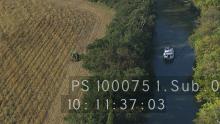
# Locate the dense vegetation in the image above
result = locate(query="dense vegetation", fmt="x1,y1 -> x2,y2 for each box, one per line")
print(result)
193,0 -> 220,8
65,0 -> 155,123
190,0 -> 220,123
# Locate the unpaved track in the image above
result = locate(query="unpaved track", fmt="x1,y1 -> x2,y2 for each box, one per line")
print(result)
43,0 -> 114,124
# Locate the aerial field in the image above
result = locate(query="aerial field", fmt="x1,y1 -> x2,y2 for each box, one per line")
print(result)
0,0 -> 114,123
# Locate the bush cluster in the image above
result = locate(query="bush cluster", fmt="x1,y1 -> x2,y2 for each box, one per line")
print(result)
66,0 -> 155,123
190,0 -> 220,123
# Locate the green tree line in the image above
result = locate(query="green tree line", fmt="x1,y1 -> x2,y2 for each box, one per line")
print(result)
190,0 -> 220,123
65,0 -> 155,124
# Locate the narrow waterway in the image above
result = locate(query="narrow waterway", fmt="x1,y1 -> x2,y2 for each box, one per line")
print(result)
145,0 -> 198,123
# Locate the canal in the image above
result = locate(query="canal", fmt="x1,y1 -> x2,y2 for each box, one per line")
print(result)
145,0 -> 198,123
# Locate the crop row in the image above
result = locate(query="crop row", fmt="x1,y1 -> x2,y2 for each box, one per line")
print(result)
0,8 -> 96,123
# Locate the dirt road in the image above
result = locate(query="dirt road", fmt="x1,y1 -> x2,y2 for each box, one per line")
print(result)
43,0 -> 114,124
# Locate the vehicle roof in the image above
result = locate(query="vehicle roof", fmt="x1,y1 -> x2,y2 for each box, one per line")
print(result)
164,47 -> 174,54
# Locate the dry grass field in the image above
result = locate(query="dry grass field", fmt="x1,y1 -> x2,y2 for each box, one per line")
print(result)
0,0 -> 114,123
